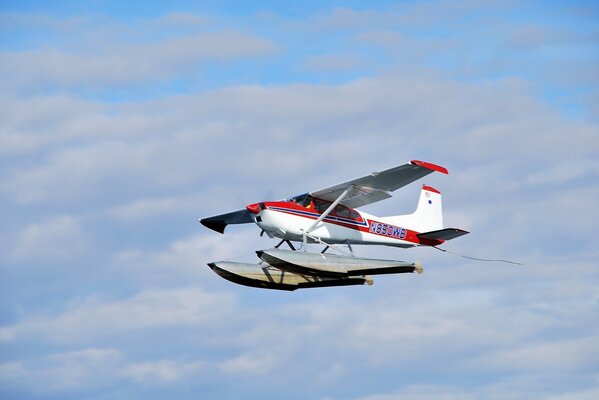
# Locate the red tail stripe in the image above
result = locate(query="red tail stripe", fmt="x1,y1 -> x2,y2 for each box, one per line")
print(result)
422,185 -> 441,194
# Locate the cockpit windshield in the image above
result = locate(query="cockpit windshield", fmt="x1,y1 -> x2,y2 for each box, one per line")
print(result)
288,193 -> 313,207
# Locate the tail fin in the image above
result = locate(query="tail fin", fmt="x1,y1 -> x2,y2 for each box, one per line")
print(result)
384,185 -> 443,233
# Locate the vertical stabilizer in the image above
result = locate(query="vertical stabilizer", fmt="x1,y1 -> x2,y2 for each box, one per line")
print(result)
384,185 -> 443,233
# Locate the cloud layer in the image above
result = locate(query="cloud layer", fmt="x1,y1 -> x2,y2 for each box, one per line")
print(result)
1,2 -> 598,400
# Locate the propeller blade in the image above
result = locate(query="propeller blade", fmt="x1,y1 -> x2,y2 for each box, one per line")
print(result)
200,209 -> 254,234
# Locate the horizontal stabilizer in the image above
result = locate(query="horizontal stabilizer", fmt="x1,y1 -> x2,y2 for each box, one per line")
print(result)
256,248 -> 422,277
417,228 -> 469,241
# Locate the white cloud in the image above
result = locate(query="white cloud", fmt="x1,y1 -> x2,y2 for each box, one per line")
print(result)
43,348 -> 123,389
301,54 -> 370,72
349,385 -> 480,400
0,287 -> 235,344
109,231 -> 269,289
0,30 -> 278,89
1,66 -> 597,399
151,12 -> 208,28
218,352 -> 278,375
0,348 -> 122,390
505,24 -> 595,51
5,139 -> 184,203
0,362 -> 25,383
1,4 -> 598,400
109,194 -> 208,221
0,12 -> 88,34
121,359 -> 204,383
0,348 -> 206,391
4,72 -> 595,209
480,336 -> 599,373
0,94 -> 106,154
347,380 -> 599,400
2,253 -> 598,397
10,215 -> 88,263
545,386 -> 599,400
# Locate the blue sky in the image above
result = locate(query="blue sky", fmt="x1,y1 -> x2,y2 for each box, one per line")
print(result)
1,1 -> 598,399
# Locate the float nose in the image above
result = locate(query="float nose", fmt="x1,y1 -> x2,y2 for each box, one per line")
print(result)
246,203 -> 262,214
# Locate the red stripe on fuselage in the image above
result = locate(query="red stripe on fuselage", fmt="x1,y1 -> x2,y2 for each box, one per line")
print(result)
265,201 -> 366,230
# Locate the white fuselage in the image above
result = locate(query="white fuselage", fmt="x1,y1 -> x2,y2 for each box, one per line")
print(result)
256,207 -> 417,248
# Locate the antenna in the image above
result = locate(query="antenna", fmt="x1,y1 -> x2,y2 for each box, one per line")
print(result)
432,246 -> 523,266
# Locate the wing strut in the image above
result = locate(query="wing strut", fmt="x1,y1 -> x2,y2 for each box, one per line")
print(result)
302,185 -> 354,249
305,185 -> 354,234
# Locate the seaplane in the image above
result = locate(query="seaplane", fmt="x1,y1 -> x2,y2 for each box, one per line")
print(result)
200,160 -> 469,291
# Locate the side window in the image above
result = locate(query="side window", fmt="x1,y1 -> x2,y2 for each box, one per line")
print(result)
335,204 -> 360,219
334,205 -> 350,218
314,198 -> 331,213
312,198 -> 359,218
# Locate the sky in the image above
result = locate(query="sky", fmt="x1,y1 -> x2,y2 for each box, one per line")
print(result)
1,1 -> 598,399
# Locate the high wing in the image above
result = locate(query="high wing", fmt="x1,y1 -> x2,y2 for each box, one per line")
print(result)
200,160 -> 449,234
310,160 -> 448,208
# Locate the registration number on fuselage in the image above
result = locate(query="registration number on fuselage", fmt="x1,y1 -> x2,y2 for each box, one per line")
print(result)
369,221 -> 407,240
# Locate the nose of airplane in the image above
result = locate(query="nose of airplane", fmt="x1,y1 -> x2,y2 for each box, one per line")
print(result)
246,203 -> 262,214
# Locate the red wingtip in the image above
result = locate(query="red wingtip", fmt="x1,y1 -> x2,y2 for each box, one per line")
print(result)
411,160 -> 449,174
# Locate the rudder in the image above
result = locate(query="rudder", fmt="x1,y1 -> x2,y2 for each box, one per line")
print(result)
383,185 -> 443,233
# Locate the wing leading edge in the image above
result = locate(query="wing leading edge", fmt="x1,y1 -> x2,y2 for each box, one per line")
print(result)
310,160 -> 448,208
